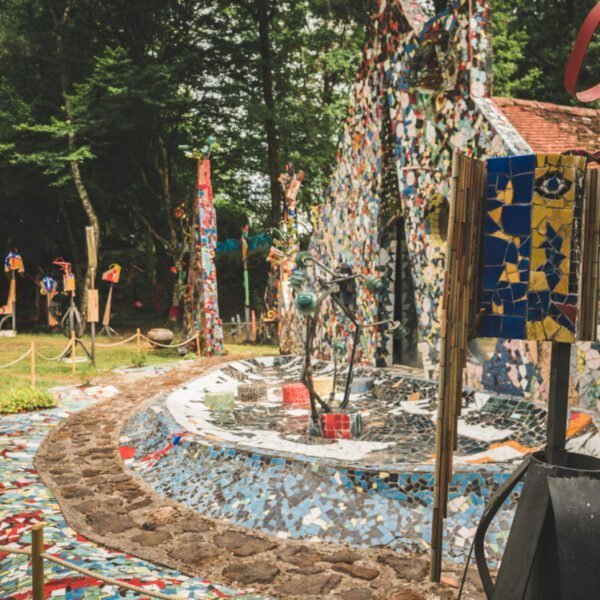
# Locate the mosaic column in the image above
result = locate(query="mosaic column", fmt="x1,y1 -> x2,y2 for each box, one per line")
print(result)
195,159 -> 224,356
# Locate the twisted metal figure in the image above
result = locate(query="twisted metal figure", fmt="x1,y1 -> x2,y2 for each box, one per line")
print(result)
292,252 -> 399,428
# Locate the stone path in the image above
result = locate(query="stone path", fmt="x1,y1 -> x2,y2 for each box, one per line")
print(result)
5,357 -> 485,599
0,364 -> 254,599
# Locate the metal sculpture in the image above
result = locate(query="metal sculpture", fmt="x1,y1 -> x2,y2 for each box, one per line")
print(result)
0,249 -> 24,335
100,263 -> 121,337
291,251 -> 398,433
564,2 -> 600,103
52,258 -> 85,340
241,225 -> 251,340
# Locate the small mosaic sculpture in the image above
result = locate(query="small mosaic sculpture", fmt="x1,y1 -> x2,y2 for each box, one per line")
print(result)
52,258 -> 84,339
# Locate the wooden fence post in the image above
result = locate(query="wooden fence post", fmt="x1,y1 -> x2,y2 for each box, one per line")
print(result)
136,328 -> 141,353
30,341 -> 36,390
31,522 -> 45,600
195,332 -> 201,357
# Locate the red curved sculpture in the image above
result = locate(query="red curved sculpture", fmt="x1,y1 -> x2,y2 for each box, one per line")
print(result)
565,3 -> 600,103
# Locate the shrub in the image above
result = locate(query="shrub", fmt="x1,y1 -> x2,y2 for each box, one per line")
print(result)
129,352 -> 147,368
0,387 -> 57,414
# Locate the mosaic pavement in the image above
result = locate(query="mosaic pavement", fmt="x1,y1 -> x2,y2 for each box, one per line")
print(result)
0,371 -> 260,599
120,356 -> 600,564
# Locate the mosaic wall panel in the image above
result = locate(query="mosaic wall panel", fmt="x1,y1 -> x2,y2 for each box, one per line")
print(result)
303,0 -> 600,409
306,0 -> 531,372
478,154 -> 586,342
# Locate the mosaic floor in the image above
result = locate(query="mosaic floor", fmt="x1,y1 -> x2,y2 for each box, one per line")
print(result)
0,369 -> 260,599
120,356 -> 600,564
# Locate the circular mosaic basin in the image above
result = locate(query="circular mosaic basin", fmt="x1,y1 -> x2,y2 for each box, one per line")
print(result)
120,356 -> 599,563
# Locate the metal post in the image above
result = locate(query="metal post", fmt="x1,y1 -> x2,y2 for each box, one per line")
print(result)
546,341 -> 571,466
31,523 -> 45,600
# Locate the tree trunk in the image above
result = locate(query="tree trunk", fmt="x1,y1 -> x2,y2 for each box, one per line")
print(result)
52,2 -> 101,325
68,128 -> 100,322
256,0 -> 282,226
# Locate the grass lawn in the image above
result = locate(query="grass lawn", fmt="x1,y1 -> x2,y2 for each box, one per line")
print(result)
0,330 -> 277,412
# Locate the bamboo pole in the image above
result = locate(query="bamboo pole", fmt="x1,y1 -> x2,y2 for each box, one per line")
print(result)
31,522 -> 45,600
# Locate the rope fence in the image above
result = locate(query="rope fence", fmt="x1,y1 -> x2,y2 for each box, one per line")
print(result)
0,347 -> 32,370
0,328 -> 202,387
94,333 -> 138,348
0,523 -> 186,600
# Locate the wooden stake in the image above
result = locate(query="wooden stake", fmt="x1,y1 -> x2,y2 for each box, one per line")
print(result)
31,522 -> 45,600
30,341 -> 36,390
71,330 -> 76,375
136,328 -> 141,353
196,332 -> 201,356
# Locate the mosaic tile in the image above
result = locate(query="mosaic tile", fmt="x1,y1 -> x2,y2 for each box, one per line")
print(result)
0,385 -> 260,599
120,356 -> 599,565
477,154 -> 586,342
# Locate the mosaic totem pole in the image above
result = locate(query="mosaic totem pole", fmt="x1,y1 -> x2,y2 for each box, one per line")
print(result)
275,164 -> 304,354
433,152 -> 600,596
182,141 -> 224,356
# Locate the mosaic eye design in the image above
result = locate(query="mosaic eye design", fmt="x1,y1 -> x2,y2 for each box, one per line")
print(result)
534,171 -> 571,200
477,154 -> 586,342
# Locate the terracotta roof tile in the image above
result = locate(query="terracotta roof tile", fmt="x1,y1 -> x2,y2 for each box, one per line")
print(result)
492,97 -> 600,155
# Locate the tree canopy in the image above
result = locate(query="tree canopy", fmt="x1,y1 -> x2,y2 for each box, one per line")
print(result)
0,0 -> 596,317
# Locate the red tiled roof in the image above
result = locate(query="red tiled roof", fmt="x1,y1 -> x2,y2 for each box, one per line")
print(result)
492,97 -> 600,155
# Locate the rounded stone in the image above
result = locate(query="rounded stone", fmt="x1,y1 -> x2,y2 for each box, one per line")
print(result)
146,328 -> 174,347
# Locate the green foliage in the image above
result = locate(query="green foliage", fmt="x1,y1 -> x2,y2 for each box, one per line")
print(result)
492,0 -> 600,105
215,199 -> 250,240
129,352 -> 147,369
0,387 -> 57,414
215,246 -> 270,320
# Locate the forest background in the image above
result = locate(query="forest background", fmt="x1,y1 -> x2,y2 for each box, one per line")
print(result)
0,0 -> 598,322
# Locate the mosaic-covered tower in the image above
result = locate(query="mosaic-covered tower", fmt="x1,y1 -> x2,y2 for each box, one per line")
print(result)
307,0 -> 600,409
310,0 -> 527,365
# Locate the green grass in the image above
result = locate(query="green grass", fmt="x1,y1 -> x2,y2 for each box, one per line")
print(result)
0,331 -> 277,413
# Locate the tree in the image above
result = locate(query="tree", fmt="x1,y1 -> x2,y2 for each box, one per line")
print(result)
492,0 -> 600,105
